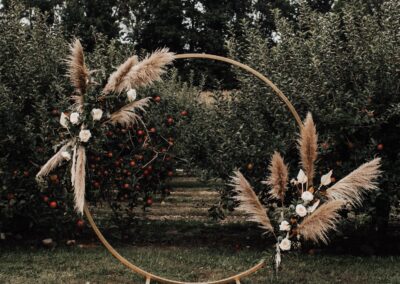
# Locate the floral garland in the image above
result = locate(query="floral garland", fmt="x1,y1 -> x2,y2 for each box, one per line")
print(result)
36,39 -> 175,214
231,113 -> 382,270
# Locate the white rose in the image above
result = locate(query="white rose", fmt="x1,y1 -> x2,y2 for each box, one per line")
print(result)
297,169 -> 308,184
301,191 -> 314,203
79,129 -> 92,142
279,220 -> 291,231
296,204 -> 307,217
61,151 -> 71,161
91,108 -> 103,121
279,238 -> 291,251
70,112 -> 80,125
60,112 -> 68,128
127,89 -> 137,102
320,170 -> 333,186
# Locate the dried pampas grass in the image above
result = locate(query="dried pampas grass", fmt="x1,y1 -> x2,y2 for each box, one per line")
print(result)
298,200 -> 344,244
326,158 -> 382,207
112,48 -> 174,93
66,39 -> 89,94
73,146 -> 86,214
298,112 -> 318,184
266,152 -> 288,204
108,97 -> 151,128
103,55 -> 139,94
231,171 -> 274,235
36,142 -> 72,178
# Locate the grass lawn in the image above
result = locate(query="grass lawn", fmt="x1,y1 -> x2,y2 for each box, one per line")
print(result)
1,245 -> 400,284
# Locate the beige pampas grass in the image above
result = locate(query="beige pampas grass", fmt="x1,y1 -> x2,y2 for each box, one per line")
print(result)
73,146 -> 86,214
103,55 -> 139,94
298,200 -> 345,244
66,39 -> 89,94
231,171 -> 274,235
326,158 -> 382,207
266,152 -> 288,204
298,112 -> 318,184
108,97 -> 151,128
36,142 -> 72,178
106,48 -> 174,94
71,95 -> 84,113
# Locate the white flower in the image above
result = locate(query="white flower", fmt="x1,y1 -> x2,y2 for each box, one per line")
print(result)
296,204 -> 307,217
320,170 -> 333,186
70,112 -> 80,124
279,220 -> 291,231
297,169 -> 308,184
79,129 -> 92,142
301,191 -> 314,203
61,151 -> 71,161
60,112 -> 68,128
127,89 -> 137,102
308,199 -> 320,213
279,238 -> 291,251
91,108 -> 103,121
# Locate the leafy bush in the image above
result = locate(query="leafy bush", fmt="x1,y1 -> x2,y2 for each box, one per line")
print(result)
0,6 -> 190,240
216,0 -> 400,228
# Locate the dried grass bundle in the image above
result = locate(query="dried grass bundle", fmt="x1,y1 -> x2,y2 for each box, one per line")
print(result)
326,158 -> 382,207
103,56 -> 139,94
71,95 -> 84,113
112,48 -> 174,92
108,97 -> 151,128
231,171 -> 274,235
36,142 -> 72,178
298,112 -> 318,184
266,152 -> 288,204
298,200 -> 344,244
66,39 -> 89,94
73,146 -> 86,214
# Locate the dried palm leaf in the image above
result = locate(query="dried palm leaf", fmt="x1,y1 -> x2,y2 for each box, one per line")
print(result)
326,158 -> 382,207
102,55 -> 139,94
73,146 -> 86,214
231,171 -> 274,235
108,97 -> 151,128
36,142 -> 72,178
298,112 -> 318,184
298,200 -> 344,244
265,152 -> 288,204
115,48 -> 174,92
66,39 -> 89,94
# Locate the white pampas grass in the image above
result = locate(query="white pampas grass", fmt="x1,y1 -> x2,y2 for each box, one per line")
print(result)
66,39 -> 89,94
297,200 -> 345,244
108,97 -> 151,128
298,112 -> 318,184
72,146 -> 86,214
231,171 -> 274,235
326,158 -> 382,207
103,56 -> 139,94
103,49 -> 174,96
265,152 -> 288,204
36,142 -> 72,178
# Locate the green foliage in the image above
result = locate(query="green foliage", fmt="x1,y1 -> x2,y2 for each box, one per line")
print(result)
221,0 -> 400,227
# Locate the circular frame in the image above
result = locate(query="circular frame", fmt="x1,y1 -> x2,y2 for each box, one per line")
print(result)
84,53 -> 303,284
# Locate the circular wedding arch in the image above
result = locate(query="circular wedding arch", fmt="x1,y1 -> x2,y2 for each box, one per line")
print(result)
84,53 -> 303,284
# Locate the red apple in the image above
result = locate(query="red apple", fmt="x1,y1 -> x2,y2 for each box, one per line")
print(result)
129,160 -> 136,167
180,110 -> 188,116
154,96 -> 161,103
76,219 -> 85,228
377,144 -> 384,151
146,197 -> 153,206
49,201 -> 57,209
167,117 -> 174,125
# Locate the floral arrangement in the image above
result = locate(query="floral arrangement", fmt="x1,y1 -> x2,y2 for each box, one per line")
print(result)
36,39 -> 175,214
231,113 -> 382,270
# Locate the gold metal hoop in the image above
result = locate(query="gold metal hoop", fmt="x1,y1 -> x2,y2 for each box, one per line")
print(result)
84,53 -> 303,284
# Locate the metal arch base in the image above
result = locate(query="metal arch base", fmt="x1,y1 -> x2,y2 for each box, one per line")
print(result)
84,53 -> 302,284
